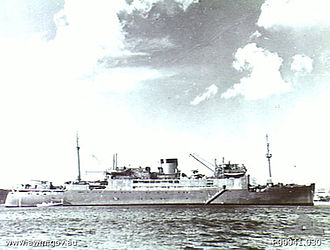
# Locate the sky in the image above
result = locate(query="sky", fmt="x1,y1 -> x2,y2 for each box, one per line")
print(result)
0,0 -> 329,188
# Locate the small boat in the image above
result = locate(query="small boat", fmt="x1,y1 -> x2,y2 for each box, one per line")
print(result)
314,188 -> 330,206
313,201 -> 330,206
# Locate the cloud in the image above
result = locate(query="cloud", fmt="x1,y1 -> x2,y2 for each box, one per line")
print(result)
177,0 -> 199,11
92,67 -> 167,92
222,43 -> 291,100
319,51 -> 330,75
291,54 -> 313,74
258,0 -> 330,29
249,30 -> 262,39
191,84 -> 218,105
0,0 -> 172,133
49,0 -> 170,88
53,0 -> 131,68
144,37 -> 175,50
125,0 -> 198,14
132,36 -> 175,53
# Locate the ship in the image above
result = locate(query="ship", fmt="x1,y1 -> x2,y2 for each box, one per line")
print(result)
313,188 -> 330,206
4,135 -> 315,207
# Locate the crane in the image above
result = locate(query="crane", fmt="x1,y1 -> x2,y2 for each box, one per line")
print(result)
189,153 -> 215,173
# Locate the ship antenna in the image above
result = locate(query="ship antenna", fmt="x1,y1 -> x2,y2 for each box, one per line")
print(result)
266,134 -> 272,184
76,132 -> 81,182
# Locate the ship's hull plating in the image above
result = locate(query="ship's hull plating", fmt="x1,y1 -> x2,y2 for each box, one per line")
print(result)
64,185 -> 314,206
5,185 -> 314,207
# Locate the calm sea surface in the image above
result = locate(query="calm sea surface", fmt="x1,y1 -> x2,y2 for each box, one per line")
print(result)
0,205 -> 329,249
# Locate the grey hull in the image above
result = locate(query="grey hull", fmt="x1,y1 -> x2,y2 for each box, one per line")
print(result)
64,185 -> 314,206
5,184 -> 315,207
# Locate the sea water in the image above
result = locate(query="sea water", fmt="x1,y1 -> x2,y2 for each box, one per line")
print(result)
0,205 -> 329,249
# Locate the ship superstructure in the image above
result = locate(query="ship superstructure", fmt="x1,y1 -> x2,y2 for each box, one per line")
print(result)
5,180 -> 64,207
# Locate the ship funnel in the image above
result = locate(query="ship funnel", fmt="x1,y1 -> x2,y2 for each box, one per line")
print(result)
160,158 -> 178,174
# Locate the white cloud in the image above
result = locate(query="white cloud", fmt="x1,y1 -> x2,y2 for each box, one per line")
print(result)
319,51 -> 330,75
191,84 -> 218,105
249,30 -> 262,39
51,0 -> 196,72
258,0 -> 330,29
52,0 -> 132,75
92,67 -> 167,92
146,37 -> 175,50
124,0 -> 159,15
49,0 -> 169,86
178,0 -> 199,11
222,43 -> 291,100
125,0 -> 198,14
291,54 -> 313,74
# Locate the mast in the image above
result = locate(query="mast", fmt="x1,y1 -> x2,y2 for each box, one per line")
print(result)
76,133 -> 81,182
266,134 -> 272,184
113,154 -> 115,170
116,153 -> 118,170
112,153 -> 118,170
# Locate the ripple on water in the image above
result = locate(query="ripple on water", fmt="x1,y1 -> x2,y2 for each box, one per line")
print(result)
0,206 -> 329,249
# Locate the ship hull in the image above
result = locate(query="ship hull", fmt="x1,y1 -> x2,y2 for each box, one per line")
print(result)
64,185 -> 314,206
214,185 -> 314,205
5,184 -> 314,207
